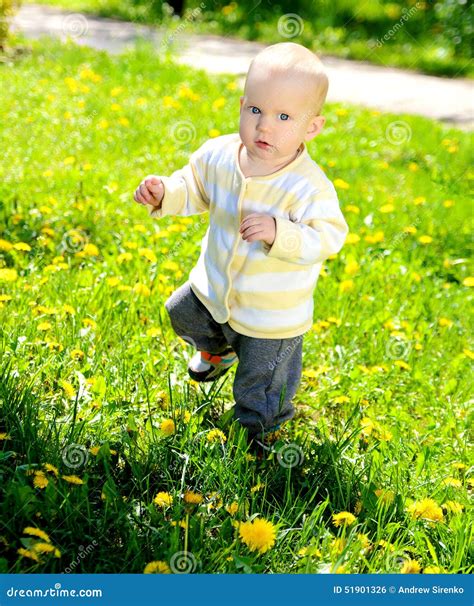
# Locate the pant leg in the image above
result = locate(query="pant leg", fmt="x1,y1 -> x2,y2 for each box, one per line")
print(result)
165,281 -> 229,354
222,326 -> 304,438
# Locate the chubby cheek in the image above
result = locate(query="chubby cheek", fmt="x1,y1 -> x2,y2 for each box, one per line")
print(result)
239,116 -> 254,142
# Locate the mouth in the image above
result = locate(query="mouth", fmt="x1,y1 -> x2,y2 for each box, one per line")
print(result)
255,140 -> 272,150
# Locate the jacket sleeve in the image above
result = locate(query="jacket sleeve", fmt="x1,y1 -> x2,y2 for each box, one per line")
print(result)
262,183 -> 349,265
145,144 -> 210,219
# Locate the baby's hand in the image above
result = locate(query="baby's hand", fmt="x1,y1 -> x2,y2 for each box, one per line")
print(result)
134,175 -> 164,208
240,213 -> 276,246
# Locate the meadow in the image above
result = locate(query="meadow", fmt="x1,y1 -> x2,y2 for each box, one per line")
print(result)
25,0 -> 474,77
0,35 -> 472,574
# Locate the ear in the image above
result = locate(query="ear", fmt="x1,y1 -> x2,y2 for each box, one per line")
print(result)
304,116 -> 326,142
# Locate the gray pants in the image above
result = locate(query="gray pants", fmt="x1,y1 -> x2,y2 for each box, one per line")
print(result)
164,281 -> 304,438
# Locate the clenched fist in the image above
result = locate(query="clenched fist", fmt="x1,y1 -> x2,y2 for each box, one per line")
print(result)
134,175 -> 164,208
240,213 -> 276,246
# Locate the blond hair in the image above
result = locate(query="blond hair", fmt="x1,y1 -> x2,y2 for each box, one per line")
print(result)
245,43 -> 329,115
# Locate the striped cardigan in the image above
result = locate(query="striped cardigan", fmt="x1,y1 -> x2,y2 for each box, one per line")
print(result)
145,133 -> 349,339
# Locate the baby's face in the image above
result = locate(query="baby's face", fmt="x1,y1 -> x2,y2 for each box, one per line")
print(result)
239,69 -> 321,164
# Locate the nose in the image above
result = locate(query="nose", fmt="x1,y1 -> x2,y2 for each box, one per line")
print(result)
256,114 -> 272,133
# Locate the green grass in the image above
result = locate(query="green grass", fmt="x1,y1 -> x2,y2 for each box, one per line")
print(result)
24,0 -> 474,78
0,35 -> 473,574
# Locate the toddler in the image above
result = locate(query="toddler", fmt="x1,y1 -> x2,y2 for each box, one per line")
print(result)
134,42 -> 349,443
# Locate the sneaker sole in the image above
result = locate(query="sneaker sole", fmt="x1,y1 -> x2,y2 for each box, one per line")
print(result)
188,364 -> 233,383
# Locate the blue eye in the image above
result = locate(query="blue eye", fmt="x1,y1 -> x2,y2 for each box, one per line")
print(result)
250,106 -> 260,114
279,113 -> 289,121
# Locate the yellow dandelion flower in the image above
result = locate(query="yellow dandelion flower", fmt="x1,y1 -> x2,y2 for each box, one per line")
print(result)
208,128 -> 221,138
144,560 -> 171,574
332,395 -> 351,404
250,482 -> 265,493
32,542 -> 57,555
332,512 -> 357,527
364,231 -> 384,244
401,559 -> 421,573
23,527 -> 51,542
345,233 -> 360,244
441,477 -> 462,488
339,279 -> 354,293
408,498 -> 444,522
239,518 -> 277,554
225,501 -> 239,515
13,242 -> 31,252
443,199 -> 455,208
438,317 -> 453,327
394,360 -> 410,370
61,475 -> 84,485
442,501 -> 464,514
77,243 -> 99,257
63,156 -> 75,165
0,239 -> 13,251
0,268 -> 18,282
154,491 -> 173,508
379,204 -> 394,213
451,462 -> 467,471
139,248 -> 157,263
462,277 -> 474,287
33,471 -> 49,489
183,491 -> 203,504
330,537 -> 346,554
375,489 -> 395,505
206,429 -> 226,444
334,178 -> 349,190
413,196 -> 426,206
160,419 -> 175,436
212,97 -> 226,110
423,565 -> 442,574
70,349 -> 85,361
133,283 -> 151,296
62,304 -> 75,315
418,235 -> 432,244
61,381 -> 76,398
17,548 -> 41,562
170,519 -> 188,529
0,432 -> 11,440
357,533 -> 371,550
377,539 -> 395,551
43,463 -> 59,477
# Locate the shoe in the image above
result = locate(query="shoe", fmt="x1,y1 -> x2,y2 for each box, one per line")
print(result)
188,345 -> 238,382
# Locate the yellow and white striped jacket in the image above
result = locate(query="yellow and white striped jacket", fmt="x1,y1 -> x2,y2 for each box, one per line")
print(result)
145,133 -> 349,339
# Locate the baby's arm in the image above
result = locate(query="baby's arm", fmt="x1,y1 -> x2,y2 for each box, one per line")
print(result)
262,185 -> 349,265
133,143 -> 211,219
